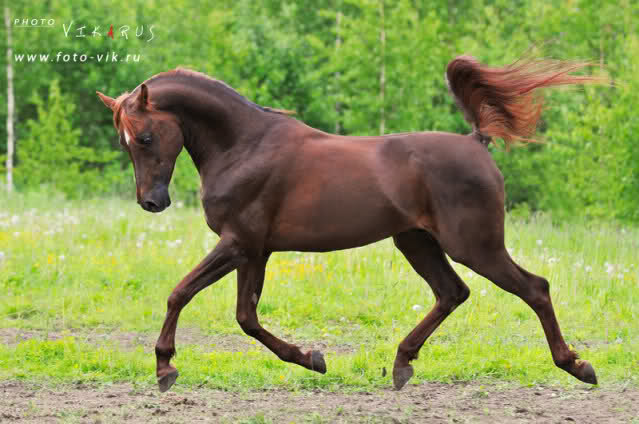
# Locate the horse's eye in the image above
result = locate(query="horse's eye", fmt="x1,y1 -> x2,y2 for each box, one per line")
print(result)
139,134 -> 152,145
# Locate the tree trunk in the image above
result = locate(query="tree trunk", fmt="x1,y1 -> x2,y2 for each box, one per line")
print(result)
335,9 -> 342,135
4,6 -> 14,193
379,0 -> 385,135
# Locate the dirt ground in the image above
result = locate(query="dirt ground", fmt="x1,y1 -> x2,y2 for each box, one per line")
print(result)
1,328 -> 638,423
1,380 -> 637,423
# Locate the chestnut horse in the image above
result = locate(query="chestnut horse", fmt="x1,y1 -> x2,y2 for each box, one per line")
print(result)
97,55 -> 601,392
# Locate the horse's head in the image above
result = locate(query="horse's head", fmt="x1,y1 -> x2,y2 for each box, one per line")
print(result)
97,85 -> 183,213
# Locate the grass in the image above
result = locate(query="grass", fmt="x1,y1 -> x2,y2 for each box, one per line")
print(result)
0,192 -> 638,390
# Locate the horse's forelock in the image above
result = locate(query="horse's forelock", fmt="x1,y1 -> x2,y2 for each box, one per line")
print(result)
113,91 -> 148,139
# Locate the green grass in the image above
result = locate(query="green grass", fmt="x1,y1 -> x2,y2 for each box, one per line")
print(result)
0,192 -> 638,390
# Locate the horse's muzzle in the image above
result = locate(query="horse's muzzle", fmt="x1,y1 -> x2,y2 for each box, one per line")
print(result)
139,185 -> 171,213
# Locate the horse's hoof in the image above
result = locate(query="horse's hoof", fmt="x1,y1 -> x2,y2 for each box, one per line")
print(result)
158,370 -> 179,393
310,350 -> 327,374
393,365 -> 414,390
577,360 -> 597,385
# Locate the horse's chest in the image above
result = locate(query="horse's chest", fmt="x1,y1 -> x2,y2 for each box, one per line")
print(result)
201,195 -> 229,235
203,212 -> 222,235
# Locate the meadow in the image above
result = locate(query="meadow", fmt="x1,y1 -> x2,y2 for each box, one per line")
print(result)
0,191 -> 638,393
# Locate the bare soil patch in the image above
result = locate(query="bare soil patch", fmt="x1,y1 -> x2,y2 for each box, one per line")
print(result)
0,380 -> 637,423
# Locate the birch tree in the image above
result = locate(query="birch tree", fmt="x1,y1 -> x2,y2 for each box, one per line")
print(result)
379,0 -> 385,135
4,6 -> 13,193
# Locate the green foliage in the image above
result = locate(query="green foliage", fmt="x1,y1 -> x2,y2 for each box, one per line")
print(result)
169,151 -> 201,206
2,0 -> 638,221
15,79 -> 119,198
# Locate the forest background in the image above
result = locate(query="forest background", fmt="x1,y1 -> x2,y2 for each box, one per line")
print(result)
1,0 -> 638,222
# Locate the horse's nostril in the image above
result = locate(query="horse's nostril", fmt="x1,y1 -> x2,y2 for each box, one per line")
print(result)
139,186 -> 170,213
142,200 -> 159,211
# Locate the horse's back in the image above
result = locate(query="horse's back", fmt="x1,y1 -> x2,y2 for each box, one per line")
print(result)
265,131 -> 409,251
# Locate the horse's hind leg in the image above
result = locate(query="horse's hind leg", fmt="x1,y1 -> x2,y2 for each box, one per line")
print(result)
460,246 -> 597,385
235,256 -> 327,374
392,230 -> 470,390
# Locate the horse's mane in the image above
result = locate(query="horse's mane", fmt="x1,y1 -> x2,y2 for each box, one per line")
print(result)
154,68 -> 296,115
113,68 -> 295,137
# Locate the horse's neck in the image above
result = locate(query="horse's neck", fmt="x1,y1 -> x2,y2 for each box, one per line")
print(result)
151,80 -> 273,173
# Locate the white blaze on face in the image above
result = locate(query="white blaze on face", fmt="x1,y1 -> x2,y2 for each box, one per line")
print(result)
124,129 -> 132,145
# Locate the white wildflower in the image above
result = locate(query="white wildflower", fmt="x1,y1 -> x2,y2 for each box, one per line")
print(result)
412,304 -> 423,312
605,263 -> 614,275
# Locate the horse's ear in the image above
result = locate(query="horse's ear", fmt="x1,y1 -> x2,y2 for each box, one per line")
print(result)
96,91 -> 116,110
136,83 -> 149,109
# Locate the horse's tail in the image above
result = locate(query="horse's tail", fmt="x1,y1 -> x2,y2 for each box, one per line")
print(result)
445,55 -> 603,147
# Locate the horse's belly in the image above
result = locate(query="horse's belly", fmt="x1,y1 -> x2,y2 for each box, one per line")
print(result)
266,196 -> 411,252
266,225 -> 401,252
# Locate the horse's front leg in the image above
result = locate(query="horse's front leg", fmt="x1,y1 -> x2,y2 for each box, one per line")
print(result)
236,257 -> 327,374
155,236 -> 248,392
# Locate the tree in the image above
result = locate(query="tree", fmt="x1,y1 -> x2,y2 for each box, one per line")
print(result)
16,79 -> 119,197
4,6 -> 13,192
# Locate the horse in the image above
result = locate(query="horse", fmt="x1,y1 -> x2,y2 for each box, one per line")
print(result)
97,54 -> 602,392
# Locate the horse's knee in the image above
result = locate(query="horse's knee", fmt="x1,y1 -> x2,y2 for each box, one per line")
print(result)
236,312 -> 260,337
525,276 -> 551,310
167,289 -> 186,310
439,283 -> 470,312
535,276 -> 550,295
